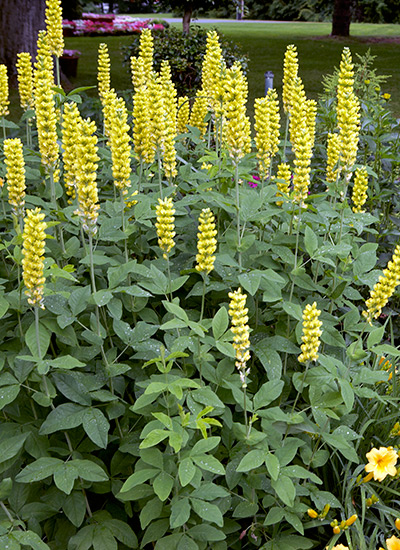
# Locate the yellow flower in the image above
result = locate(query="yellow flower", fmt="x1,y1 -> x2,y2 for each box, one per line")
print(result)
138,28 -> 154,80
4,138 -> 26,219
0,64 -> 10,118
228,288 -> 251,387
36,30 -> 54,76
326,132 -> 341,183
177,96 -> 190,135
97,43 -> 111,103
16,53 -> 34,111
331,546 -> 349,550
158,63 -> 178,179
189,91 -> 208,138
307,508 -> 318,519
363,244 -> 400,322
298,302 -> 322,363
365,446 -> 398,481
195,208 -> 217,274
132,84 -> 154,164
345,514 -> 357,526
395,518 -> 400,530
22,208 -> 47,309
45,0 -> 64,57
383,93 -> 391,100
274,163 -> 291,206
223,62 -> 251,163
365,79 -> 370,84
62,102 -> 82,202
108,97 -> 132,195
351,166 -> 368,213
293,123 -> 313,205
130,55 -> 145,90
282,44 -> 299,114
34,35 -> 59,174
201,30 -> 225,117
387,535 -> 400,550
75,119 -> 100,235
254,88 -> 281,179
102,88 -> 118,140
305,99 -> 317,149
155,197 -> 175,259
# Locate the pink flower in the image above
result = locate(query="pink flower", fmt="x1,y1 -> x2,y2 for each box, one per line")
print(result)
247,175 -> 260,188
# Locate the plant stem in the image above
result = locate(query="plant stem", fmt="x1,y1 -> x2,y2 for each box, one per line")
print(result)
157,148 -> 163,198
34,306 -> 41,359
88,233 -> 97,294
0,501 -> 14,523
234,162 -> 242,270
200,274 -> 206,321
120,190 -> 129,263
283,114 -> 289,163
2,117 -> 6,140
55,55 -> 61,88
166,255 -> 172,301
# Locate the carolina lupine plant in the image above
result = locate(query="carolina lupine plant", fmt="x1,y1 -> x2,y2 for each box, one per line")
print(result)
1,10 -> 400,550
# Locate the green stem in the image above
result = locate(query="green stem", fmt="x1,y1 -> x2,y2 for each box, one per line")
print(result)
243,385 -> 248,433
283,114 -> 289,163
235,163 -> 242,270
2,117 -> 6,140
55,55 -> 61,88
88,233 -> 97,294
157,149 -> 163,198
34,306 -> 41,359
120,190 -> 129,263
0,501 -> 14,523
200,274 -> 206,322
166,255 -> 172,301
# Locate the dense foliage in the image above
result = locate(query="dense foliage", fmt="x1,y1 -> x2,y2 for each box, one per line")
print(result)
1,3 -> 400,550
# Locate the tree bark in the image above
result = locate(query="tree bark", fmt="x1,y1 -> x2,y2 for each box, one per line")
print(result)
331,0 -> 352,36
0,0 -> 45,76
182,1 -> 193,34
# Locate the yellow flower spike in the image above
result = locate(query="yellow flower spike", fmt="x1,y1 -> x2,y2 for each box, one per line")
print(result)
395,518 -> 400,530
130,55 -> 145,90
4,138 -> 26,219
307,508 -> 318,519
16,53 -> 34,111
365,446 -> 398,481
101,88 -> 118,140
75,119 -> 100,236
45,0 -> 64,57
298,302 -> 323,364
34,38 -> 59,174
351,166 -> 368,213
97,43 -> 111,103
62,102 -> 83,202
274,162 -> 292,206
387,535 -> 400,550
254,89 -> 281,179
148,72 -> 165,155
22,208 -> 47,309
177,96 -> 190,134
292,123 -> 313,205
138,28 -> 154,80
108,97 -> 132,195
228,288 -> 251,388
338,47 -> 355,96
326,132 -> 341,183
345,514 -> 357,527
223,62 -> 251,164
288,76 -> 307,151
158,64 -> 178,178
0,64 -> 10,118
201,30 -> 225,120
363,244 -> 400,323
189,91 -> 208,138
282,44 -> 299,114
305,99 -> 317,149
36,30 -> 54,77
155,197 -> 176,259
195,208 -> 217,274
132,84 -> 154,164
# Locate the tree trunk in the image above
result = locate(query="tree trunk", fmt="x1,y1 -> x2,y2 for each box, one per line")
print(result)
331,0 -> 352,36
182,2 -> 193,34
0,0 -> 45,76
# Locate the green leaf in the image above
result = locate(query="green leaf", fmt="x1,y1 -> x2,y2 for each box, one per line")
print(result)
140,497 -> 163,529
178,458 -> 196,487
120,469 -> 158,493
92,526 -> 117,550
16,457 -> 63,483
69,286 -> 92,316
253,380 -> 284,410
216,341 -> 235,358
140,429 -> 169,449
367,326 -> 385,349
0,384 -> 20,410
69,525 -> 95,550
13,530 -> 51,550
253,341 -> 282,379
192,454 -> 225,475
304,225 -> 318,256
104,519 -> 138,547
163,301 -> 189,322
0,535 -> 20,550
50,356 -> 85,370
177,536 -> 199,550
73,459 -> 108,482
212,306 -> 229,340
0,295 -> 9,318
53,462 -> 78,494
265,453 -> 280,481
25,322 -> 50,359
233,501 -> 259,518
238,271 -> 261,295
190,498 -> 223,526
170,497 -> 191,529
271,474 -> 296,506
153,471 -> 174,501
282,301 -> 303,321
93,290 -> 113,306
188,525 -> 225,542
39,403 -> 85,434
236,450 -> 266,472
82,408 -> 109,448
63,491 -> 86,527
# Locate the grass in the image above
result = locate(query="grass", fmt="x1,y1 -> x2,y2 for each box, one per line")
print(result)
62,21 -> 400,117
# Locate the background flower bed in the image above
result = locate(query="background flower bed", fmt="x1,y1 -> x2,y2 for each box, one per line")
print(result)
62,14 -> 164,37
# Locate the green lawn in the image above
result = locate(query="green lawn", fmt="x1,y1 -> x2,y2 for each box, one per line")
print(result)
63,21 -> 400,117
